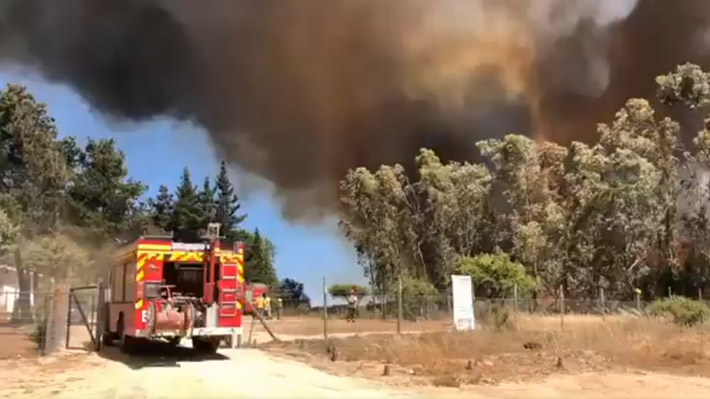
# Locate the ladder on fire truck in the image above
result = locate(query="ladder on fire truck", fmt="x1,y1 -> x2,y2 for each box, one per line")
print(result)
203,223 -> 279,344
219,263 -> 240,318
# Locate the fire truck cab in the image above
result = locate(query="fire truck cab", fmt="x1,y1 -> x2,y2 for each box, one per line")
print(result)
102,224 -> 244,353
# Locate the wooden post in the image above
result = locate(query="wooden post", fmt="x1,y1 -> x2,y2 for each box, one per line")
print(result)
96,282 -> 106,351
513,284 -> 518,326
559,285 -> 565,331
600,288 -> 606,321
635,291 -> 641,313
45,284 -> 70,355
397,272 -> 403,335
247,314 -> 256,347
699,288 -> 703,302
64,288 -> 72,350
29,270 -> 35,308
323,277 -> 328,340
89,293 -> 96,338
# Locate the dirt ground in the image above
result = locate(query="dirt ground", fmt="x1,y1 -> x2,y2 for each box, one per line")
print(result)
4,315 -> 710,398
2,343 -> 710,399
0,325 -> 39,360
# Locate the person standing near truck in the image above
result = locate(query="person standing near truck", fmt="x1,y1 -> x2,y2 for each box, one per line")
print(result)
276,297 -> 283,320
254,293 -> 265,317
265,294 -> 272,319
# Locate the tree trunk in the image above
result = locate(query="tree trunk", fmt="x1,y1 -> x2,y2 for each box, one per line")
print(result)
11,248 -> 33,323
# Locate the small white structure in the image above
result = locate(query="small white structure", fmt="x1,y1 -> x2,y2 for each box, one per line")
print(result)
0,265 -> 41,314
451,275 -> 475,331
0,265 -> 19,314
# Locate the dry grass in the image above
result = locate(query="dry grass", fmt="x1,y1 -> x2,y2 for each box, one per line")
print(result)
263,314 -> 710,387
260,316 -> 450,336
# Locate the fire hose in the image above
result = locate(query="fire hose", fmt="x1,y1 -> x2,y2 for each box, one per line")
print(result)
237,297 -> 280,343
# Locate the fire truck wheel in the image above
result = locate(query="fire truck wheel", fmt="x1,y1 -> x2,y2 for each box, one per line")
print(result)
101,331 -> 114,347
117,316 -> 137,354
168,336 -> 182,346
121,335 -> 140,354
192,337 -> 220,354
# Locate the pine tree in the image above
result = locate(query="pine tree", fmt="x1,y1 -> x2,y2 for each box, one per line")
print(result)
198,176 -> 216,228
214,161 -> 247,240
171,167 -> 203,241
244,228 -> 278,287
150,185 -> 174,232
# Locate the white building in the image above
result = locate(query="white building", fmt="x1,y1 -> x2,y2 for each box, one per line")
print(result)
0,265 -> 41,314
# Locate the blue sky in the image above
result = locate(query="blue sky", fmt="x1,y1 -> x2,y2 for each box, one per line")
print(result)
0,70 -> 366,305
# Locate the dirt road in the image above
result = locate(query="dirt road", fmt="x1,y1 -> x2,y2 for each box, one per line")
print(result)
2,345 -> 710,398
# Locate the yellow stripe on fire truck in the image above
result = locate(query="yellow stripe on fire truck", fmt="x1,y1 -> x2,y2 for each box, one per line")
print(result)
137,244 -> 171,251
237,263 -> 245,284
135,269 -> 145,282
137,251 -> 165,272
135,299 -> 144,310
167,252 -> 204,262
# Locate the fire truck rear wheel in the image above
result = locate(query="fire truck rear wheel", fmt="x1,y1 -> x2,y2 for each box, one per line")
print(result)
102,331 -> 114,347
192,337 -> 220,354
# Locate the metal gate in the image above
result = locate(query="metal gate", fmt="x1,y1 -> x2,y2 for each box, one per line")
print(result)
65,284 -> 104,351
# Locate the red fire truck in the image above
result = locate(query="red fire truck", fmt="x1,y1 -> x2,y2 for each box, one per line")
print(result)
102,224 -> 245,353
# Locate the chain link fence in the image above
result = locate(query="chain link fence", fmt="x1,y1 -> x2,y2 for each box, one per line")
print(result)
315,288 -> 675,333
0,289 -> 55,359
0,285 -> 100,358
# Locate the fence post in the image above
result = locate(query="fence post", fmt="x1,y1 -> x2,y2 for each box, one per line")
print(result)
635,291 -> 641,313
600,288 -> 606,320
322,277 -> 328,340
96,282 -> 106,351
559,285 -> 565,331
44,283 -> 70,356
397,272 -> 403,335
699,288 -> 703,302
65,288 -> 72,349
513,284 -> 518,326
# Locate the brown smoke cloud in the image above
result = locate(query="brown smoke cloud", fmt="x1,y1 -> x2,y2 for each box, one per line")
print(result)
1,0 -> 709,219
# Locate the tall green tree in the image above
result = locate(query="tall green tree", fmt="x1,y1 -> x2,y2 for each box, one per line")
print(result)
198,176 -> 217,227
66,138 -> 147,239
244,228 -> 278,287
0,84 -> 71,319
277,278 -> 310,306
149,185 -> 175,233
0,84 -> 71,232
171,167 -> 203,242
337,64 -> 710,300
214,161 -> 247,241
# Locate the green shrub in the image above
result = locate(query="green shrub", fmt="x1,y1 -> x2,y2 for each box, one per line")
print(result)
456,253 -> 536,298
650,297 -> 710,326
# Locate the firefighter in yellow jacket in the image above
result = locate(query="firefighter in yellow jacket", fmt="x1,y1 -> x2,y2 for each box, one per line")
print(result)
254,293 -> 265,317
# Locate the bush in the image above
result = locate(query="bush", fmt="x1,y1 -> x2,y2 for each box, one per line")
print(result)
456,253 -> 536,298
650,297 -> 710,326
387,277 -> 437,321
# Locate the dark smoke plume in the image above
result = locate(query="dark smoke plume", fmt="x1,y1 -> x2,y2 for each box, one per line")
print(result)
1,0 -> 710,219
